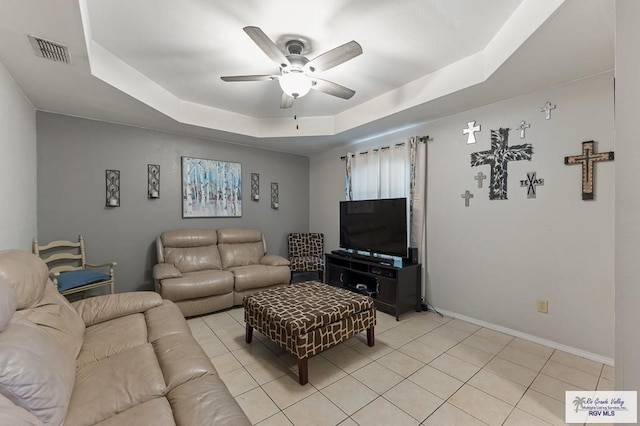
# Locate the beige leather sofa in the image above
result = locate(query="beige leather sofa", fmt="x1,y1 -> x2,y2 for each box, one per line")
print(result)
0,250 -> 250,426
153,228 -> 291,317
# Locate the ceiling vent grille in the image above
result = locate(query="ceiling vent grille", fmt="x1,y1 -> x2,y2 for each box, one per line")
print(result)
28,35 -> 70,64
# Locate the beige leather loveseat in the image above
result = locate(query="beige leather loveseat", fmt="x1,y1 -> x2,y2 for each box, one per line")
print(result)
0,250 -> 250,426
153,228 -> 291,317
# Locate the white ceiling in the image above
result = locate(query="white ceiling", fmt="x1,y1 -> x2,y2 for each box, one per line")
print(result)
0,0 -> 613,156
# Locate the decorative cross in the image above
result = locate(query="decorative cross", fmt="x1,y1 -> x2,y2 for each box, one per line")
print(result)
516,120 -> 530,139
474,171 -> 487,188
471,128 -> 533,200
564,140 -> 614,200
540,101 -> 556,120
461,190 -> 474,207
520,172 -> 544,199
463,121 -> 481,144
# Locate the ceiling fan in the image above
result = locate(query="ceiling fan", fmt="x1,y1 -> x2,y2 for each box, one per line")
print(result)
221,26 -> 363,108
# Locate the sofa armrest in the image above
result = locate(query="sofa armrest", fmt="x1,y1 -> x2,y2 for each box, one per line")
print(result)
260,255 -> 290,267
72,292 -> 163,326
153,263 -> 182,280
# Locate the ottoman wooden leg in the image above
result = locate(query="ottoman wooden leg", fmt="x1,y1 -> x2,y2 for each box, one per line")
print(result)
298,357 -> 308,385
367,326 -> 375,347
245,323 -> 253,343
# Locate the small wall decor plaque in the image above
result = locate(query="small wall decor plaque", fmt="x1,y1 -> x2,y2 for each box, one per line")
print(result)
148,164 -> 160,199
463,120 -> 481,144
520,172 -> 544,199
461,190 -> 474,207
106,169 -> 120,207
564,140 -> 614,200
271,182 -> 279,209
516,120 -> 530,139
474,171 -> 487,188
540,101 -> 556,120
251,173 -> 260,201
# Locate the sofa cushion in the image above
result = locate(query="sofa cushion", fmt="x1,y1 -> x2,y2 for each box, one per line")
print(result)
164,245 -> 223,273
159,270 -> 234,302
227,265 -> 291,291
0,316 -> 76,425
0,250 -> 48,310
66,343 -> 166,426
0,284 -> 15,331
167,375 -> 251,426
77,313 -> 147,367
93,398 -> 175,426
161,229 -> 218,247
218,242 -> 264,269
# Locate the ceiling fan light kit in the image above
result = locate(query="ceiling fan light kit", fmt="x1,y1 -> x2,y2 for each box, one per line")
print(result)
221,26 -> 362,108
279,71 -> 312,98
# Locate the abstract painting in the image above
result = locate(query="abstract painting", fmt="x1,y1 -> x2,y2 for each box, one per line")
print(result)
182,156 -> 242,217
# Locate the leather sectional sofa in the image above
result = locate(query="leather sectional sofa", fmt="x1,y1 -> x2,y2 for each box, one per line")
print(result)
0,250 -> 250,425
153,228 -> 291,317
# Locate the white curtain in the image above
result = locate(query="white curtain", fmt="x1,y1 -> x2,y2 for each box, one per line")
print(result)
409,137 -> 427,301
352,144 -> 409,200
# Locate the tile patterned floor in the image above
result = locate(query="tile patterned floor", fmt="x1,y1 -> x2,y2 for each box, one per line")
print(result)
188,306 -> 613,426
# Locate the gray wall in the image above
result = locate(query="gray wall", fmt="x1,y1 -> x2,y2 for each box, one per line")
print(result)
614,0 -> 640,395
0,61 -> 36,250
36,112 -> 309,292
311,72 -> 615,361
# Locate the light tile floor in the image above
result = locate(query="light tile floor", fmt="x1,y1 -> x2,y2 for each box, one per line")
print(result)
188,306 -> 613,426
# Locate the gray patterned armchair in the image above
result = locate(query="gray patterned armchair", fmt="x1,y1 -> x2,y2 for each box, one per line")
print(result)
288,233 -> 324,282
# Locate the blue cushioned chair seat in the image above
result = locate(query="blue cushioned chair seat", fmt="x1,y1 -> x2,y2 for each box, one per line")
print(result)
57,270 -> 111,292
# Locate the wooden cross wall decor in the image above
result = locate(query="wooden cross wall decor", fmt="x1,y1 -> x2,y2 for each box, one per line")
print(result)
564,140 -> 614,200
470,128 -> 533,200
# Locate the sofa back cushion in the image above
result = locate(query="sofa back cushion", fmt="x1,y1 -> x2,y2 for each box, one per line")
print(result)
0,250 -> 85,425
160,229 -> 222,272
217,228 -> 265,269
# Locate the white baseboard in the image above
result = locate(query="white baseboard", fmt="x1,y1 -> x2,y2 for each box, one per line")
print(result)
436,308 -> 614,367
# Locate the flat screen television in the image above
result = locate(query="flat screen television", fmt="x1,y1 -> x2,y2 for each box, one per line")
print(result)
339,197 -> 408,258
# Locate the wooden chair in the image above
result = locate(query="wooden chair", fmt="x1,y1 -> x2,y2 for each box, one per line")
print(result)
32,235 -> 116,296
287,233 -> 324,282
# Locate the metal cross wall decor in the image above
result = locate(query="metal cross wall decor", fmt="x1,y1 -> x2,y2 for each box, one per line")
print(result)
463,121 -> 481,144
470,128 -> 533,200
474,171 -> 487,188
520,172 -> 544,199
564,140 -> 614,200
461,190 -> 474,207
516,120 -> 530,139
540,101 -> 556,120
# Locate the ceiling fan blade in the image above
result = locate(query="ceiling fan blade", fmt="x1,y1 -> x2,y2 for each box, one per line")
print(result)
221,75 -> 276,82
311,78 -> 356,100
306,41 -> 362,73
243,26 -> 291,68
280,93 -> 295,109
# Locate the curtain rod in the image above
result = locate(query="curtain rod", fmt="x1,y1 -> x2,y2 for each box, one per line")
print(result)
340,135 -> 428,160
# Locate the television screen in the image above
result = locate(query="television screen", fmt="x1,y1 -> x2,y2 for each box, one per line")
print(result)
339,197 -> 408,258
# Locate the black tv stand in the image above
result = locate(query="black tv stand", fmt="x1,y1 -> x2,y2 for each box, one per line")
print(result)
330,250 -> 394,266
325,252 -> 421,320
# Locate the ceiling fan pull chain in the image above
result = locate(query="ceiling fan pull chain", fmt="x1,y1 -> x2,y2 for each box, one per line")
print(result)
294,102 -> 299,130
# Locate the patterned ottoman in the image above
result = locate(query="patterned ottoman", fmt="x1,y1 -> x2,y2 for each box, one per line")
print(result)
243,282 -> 376,385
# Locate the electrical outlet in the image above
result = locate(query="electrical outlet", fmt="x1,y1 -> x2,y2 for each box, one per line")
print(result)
537,300 -> 549,314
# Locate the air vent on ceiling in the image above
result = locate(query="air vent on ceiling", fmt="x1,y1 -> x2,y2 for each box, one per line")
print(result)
28,35 -> 70,64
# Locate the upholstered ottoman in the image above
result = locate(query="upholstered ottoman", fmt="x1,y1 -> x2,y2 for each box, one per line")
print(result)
243,282 -> 376,385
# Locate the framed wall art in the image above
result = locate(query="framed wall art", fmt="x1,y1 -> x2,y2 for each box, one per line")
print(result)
181,156 -> 242,217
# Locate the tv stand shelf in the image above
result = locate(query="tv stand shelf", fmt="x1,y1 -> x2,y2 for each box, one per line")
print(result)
325,252 -> 421,321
